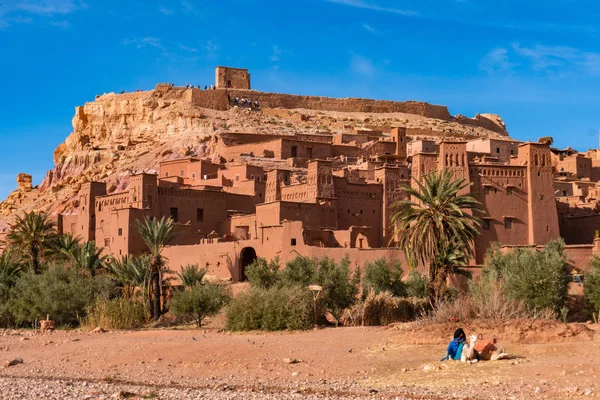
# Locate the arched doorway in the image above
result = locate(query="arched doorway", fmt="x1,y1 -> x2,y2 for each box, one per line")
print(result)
239,247 -> 257,282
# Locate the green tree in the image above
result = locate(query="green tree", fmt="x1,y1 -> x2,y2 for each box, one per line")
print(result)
316,256 -> 360,326
584,256 -> 600,316
0,250 -> 25,327
9,266 -> 116,326
405,271 -> 428,299
484,239 -> 571,314
137,216 -> 178,320
244,257 -> 280,289
176,264 -> 207,289
281,256 -> 316,288
362,258 -> 406,298
170,283 -> 231,327
6,211 -> 57,274
390,169 -> 481,304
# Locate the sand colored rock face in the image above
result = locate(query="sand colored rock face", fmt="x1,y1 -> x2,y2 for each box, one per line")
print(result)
16,173 -> 32,191
0,79 -> 510,231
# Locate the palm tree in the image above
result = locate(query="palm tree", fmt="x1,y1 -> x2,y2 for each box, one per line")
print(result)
52,233 -> 82,264
176,264 -> 207,289
0,249 -> 25,284
107,254 -> 152,303
390,169 -> 481,304
71,241 -> 109,277
6,211 -> 57,274
137,216 -> 178,320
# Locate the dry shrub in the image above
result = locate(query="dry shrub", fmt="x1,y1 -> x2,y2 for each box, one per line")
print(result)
84,298 -> 149,330
342,291 -> 429,326
419,287 -> 556,325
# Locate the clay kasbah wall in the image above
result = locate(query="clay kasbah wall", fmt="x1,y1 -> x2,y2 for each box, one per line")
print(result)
226,90 -> 452,119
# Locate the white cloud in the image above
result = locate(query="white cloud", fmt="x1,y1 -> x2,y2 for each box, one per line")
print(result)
480,43 -> 600,77
351,53 -> 376,77
326,0 -> 417,16
49,19 -> 70,28
480,48 -> 514,74
122,37 -> 165,50
362,23 -> 378,34
158,5 -> 174,15
270,45 -> 282,62
178,43 -> 198,53
325,0 -> 594,34
0,0 -> 84,28
181,1 -> 194,12
8,0 -> 83,16
512,43 -> 600,76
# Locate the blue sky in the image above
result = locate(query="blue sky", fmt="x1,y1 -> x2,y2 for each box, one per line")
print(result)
1,0 -> 600,198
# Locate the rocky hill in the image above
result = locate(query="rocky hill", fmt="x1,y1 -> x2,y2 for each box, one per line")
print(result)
0,85 -> 510,231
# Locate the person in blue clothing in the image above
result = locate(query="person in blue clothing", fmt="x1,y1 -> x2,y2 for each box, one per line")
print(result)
440,328 -> 466,361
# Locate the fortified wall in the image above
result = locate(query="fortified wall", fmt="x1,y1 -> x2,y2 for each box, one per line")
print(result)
223,90 -> 452,119
178,84 -> 452,118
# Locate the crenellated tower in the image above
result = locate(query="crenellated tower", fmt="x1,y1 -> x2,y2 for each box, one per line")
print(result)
518,142 -> 560,245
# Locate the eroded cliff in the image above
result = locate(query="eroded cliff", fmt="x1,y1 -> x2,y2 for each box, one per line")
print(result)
0,85 -> 510,230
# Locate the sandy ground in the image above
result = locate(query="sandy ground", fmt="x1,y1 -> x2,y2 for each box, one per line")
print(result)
0,320 -> 599,399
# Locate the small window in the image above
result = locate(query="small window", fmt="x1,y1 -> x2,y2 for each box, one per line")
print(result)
484,187 -> 490,195
496,147 -> 500,153
118,228 -> 123,236
197,208 -> 204,222
104,238 -> 110,247
236,175 -> 240,181
98,203 -> 102,211
291,238 -> 297,246
347,209 -> 350,214
360,210 -> 363,214
537,171 -> 541,177
504,218 -> 513,229
192,173 -> 196,179
510,149 -> 514,155
165,172 -> 169,177
540,194 -> 544,200
482,219 -> 491,230
180,170 -> 184,176
170,207 -> 179,222
506,187 -> 513,195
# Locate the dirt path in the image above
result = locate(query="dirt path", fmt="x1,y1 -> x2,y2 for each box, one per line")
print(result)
1,322 -> 599,399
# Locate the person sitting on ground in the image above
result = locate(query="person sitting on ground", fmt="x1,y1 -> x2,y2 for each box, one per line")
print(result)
441,328 -> 466,361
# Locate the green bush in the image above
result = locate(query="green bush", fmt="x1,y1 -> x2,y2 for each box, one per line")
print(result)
0,251 -> 25,327
170,283 -> 231,327
245,257 -> 280,289
584,256 -> 600,316
405,271 -> 428,299
280,256 -> 317,287
84,298 -> 149,329
362,258 -> 406,298
483,239 -> 570,314
9,266 -> 117,327
315,256 -> 360,325
226,286 -> 313,331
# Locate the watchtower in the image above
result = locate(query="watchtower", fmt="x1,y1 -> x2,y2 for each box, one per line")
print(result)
215,66 -> 251,89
